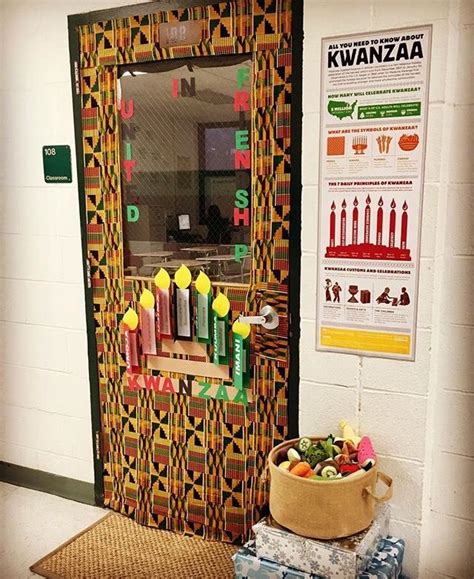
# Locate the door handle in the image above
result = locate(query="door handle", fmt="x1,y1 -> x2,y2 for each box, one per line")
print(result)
238,305 -> 279,330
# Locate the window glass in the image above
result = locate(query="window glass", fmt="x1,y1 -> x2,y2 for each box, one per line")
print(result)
119,55 -> 252,283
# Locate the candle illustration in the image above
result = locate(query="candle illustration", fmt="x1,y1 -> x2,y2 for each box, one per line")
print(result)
139,288 -> 156,355
341,199 -> 347,246
376,197 -> 384,246
389,199 -> 396,248
352,197 -> 359,245
212,292 -> 231,365
154,268 -> 172,340
401,201 -> 408,249
329,201 -> 336,247
195,271 -> 212,344
232,320 -> 251,390
122,308 -> 139,375
364,195 -> 371,244
174,265 -> 192,340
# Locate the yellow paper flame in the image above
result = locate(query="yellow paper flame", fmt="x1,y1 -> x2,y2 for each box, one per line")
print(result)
122,308 -> 139,331
232,320 -> 251,339
154,268 -> 171,290
212,292 -> 230,318
195,271 -> 211,295
174,264 -> 192,289
139,288 -> 155,310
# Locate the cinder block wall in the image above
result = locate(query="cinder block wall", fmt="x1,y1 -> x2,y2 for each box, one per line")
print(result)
300,1 -> 474,577
0,0 -> 472,577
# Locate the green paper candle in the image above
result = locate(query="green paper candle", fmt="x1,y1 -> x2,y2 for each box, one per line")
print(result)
232,320 -> 251,390
212,292 -> 230,365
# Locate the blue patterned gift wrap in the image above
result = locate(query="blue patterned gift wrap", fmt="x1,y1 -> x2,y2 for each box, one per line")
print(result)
359,537 -> 406,579
232,537 -> 406,579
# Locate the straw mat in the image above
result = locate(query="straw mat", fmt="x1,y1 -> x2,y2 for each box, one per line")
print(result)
30,512 -> 238,578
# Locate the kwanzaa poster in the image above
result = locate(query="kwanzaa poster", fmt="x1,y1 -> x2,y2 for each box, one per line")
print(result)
316,26 -> 432,360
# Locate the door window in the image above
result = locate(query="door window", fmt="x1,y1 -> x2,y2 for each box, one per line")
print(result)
119,55 -> 252,283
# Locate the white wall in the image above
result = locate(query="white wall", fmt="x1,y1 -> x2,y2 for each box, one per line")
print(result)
300,1 -> 473,577
0,0 -> 472,576
0,0 -> 139,483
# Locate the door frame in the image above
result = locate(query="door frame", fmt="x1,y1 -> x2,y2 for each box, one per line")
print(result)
68,0 -> 303,508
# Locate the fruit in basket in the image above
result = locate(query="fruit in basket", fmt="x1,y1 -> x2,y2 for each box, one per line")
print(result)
398,133 -> 419,151
278,461 -> 291,471
337,420 -> 361,445
321,465 -> 338,478
358,436 -> 376,470
275,449 -> 289,466
340,463 -> 361,476
290,461 -> 312,477
287,448 -> 301,462
298,437 -> 312,452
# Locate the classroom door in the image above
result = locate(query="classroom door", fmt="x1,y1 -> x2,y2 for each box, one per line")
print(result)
72,0 -> 300,543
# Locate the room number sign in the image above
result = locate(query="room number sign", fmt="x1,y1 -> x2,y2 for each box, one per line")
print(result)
42,145 -> 72,183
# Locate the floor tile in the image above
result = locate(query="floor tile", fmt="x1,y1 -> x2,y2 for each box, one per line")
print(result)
0,484 -> 105,578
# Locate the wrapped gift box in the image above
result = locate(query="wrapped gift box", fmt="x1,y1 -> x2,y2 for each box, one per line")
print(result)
359,537 -> 405,579
233,536 -> 405,579
252,505 -> 390,579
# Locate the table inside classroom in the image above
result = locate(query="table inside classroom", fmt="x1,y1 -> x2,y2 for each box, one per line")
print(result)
196,254 -> 235,277
180,246 -> 219,256
134,251 -> 175,259
196,255 -> 235,262
145,259 -> 211,273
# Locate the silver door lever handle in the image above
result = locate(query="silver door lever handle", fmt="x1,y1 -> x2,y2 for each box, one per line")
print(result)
238,305 -> 279,330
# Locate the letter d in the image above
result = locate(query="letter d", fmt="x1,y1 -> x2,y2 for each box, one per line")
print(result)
127,205 -> 140,223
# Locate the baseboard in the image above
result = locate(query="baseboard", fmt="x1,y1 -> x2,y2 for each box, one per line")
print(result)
0,461 -> 96,506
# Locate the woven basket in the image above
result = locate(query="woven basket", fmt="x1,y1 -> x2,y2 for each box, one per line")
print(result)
268,437 -> 393,539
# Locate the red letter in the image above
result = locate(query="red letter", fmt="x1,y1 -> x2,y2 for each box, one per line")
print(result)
171,79 -> 179,98
162,377 -> 175,394
127,375 -> 141,391
234,208 -> 250,226
122,159 -> 137,182
119,99 -> 134,120
144,375 -> 160,392
234,90 -> 250,112
234,150 -> 251,170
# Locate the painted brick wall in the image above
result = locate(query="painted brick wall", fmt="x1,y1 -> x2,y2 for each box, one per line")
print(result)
0,0 -> 472,577
301,1 -> 473,577
0,0 -> 140,483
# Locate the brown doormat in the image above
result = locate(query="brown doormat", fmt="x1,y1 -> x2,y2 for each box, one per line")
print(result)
30,512 -> 238,578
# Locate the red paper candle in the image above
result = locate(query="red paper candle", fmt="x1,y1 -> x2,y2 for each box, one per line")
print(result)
329,201 -> 336,247
389,199 -> 396,248
401,201 -> 408,249
364,195 -> 371,244
352,197 -> 359,245
376,197 -> 384,246
340,199 -> 347,246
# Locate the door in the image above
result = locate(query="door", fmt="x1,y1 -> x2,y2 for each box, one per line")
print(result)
70,0 -> 302,543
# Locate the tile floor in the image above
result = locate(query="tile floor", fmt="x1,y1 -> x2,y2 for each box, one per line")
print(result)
0,482 -> 105,578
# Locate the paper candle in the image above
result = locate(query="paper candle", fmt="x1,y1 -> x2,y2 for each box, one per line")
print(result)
389,199 -> 396,248
195,271 -> 212,344
139,288 -> 157,355
154,268 -> 172,340
212,292 -> 231,365
376,197 -> 384,245
232,320 -> 251,389
352,197 -> 359,245
174,265 -> 192,340
340,199 -> 347,246
122,308 -> 139,374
